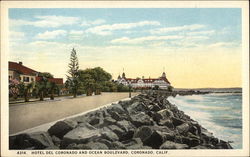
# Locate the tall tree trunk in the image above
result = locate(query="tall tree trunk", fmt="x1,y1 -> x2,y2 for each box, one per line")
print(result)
24,90 -> 29,102
50,89 -> 54,100
40,91 -> 44,101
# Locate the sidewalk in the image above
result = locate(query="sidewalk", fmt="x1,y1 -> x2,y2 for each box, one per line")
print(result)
9,92 -> 138,134
9,94 -> 82,105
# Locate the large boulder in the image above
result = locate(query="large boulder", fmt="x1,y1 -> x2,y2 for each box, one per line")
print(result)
61,124 -> 101,148
157,109 -> 174,119
130,112 -> 153,127
9,134 -> 33,149
107,125 -> 126,140
118,100 -> 132,110
107,104 -> 126,114
152,125 -> 176,142
158,119 -> 174,128
28,132 -> 55,149
171,117 -> 185,127
176,123 -> 190,134
216,140 -> 233,149
116,120 -> 135,141
89,117 -> 101,126
108,111 -> 125,121
9,132 -> 55,149
148,103 -> 162,112
181,136 -> 200,147
149,111 -> 164,122
160,141 -> 189,149
48,120 -> 77,139
51,135 -> 61,147
189,121 -> 202,135
116,120 -> 135,132
101,127 -> 119,142
97,116 -> 117,128
133,126 -> 163,148
126,102 -> 148,114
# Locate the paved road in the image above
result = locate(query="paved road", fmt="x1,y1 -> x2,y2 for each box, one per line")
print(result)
9,92 -> 138,134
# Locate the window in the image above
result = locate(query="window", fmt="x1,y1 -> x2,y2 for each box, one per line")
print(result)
23,77 -> 30,82
31,78 -> 34,82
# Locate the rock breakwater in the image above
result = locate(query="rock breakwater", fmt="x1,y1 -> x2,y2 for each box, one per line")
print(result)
9,91 -> 232,150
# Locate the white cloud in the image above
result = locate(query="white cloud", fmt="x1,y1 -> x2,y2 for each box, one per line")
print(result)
81,19 -> 106,26
150,24 -> 205,34
69,30 -> 84,40
10,19 -> 33,27
10,16 -> 80,28
36,30 -> 67,39
9,31 -> 25,40
208,42 -> 240,48
187,30 -> 215,36
111,35 -> 183,44
86,21 -> 160,36
69,30 -> 84,35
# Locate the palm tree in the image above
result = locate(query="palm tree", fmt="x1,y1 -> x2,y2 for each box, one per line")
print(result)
25,83 -> 33,102
49,82 -> 57,100
36,77 -> 48,101
17,82 -> 33,102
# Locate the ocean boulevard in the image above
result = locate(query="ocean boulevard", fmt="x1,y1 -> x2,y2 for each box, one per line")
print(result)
104,150 -> 128,155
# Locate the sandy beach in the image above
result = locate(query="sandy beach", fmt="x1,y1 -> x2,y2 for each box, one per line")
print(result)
9,92 -> 138,134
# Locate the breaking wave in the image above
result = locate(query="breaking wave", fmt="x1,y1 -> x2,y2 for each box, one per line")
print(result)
168,93 -> 242,149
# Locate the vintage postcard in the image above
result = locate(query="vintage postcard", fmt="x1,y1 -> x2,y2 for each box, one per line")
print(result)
1,1 -> 249,157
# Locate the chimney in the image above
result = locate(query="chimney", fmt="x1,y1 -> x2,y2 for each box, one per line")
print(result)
19,62 -> 23,65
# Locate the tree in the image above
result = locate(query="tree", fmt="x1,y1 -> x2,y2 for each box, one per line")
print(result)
79,73 -> 95,96
38,72 -> 54,78
49,82 -> 57,100
117,83 -> 130,92
35,77 -> 49,101
66,48 -> 80,98
9,79 -> 20,99
78,67 -> 112,95
18,82 -> 34,102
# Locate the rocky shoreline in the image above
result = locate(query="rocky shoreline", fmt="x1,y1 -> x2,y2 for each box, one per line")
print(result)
9,91 -> 232,150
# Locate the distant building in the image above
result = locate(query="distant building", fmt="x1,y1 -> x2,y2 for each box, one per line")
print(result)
8,61 -> 63,85
116,72 -> 171,89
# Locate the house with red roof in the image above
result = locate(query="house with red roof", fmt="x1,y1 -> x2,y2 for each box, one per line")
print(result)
8,61 -> 63,85
116,71 -> 171,89
9,61 -> 38,84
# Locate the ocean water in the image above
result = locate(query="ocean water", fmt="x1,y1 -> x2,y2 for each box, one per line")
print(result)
167,93 -> 242,149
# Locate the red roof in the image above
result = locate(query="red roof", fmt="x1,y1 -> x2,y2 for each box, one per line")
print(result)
9,61 -> 37,75
36,77 -> 63,85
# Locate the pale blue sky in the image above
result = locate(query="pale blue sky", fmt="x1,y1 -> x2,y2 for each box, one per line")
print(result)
8,8 -> 242,88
